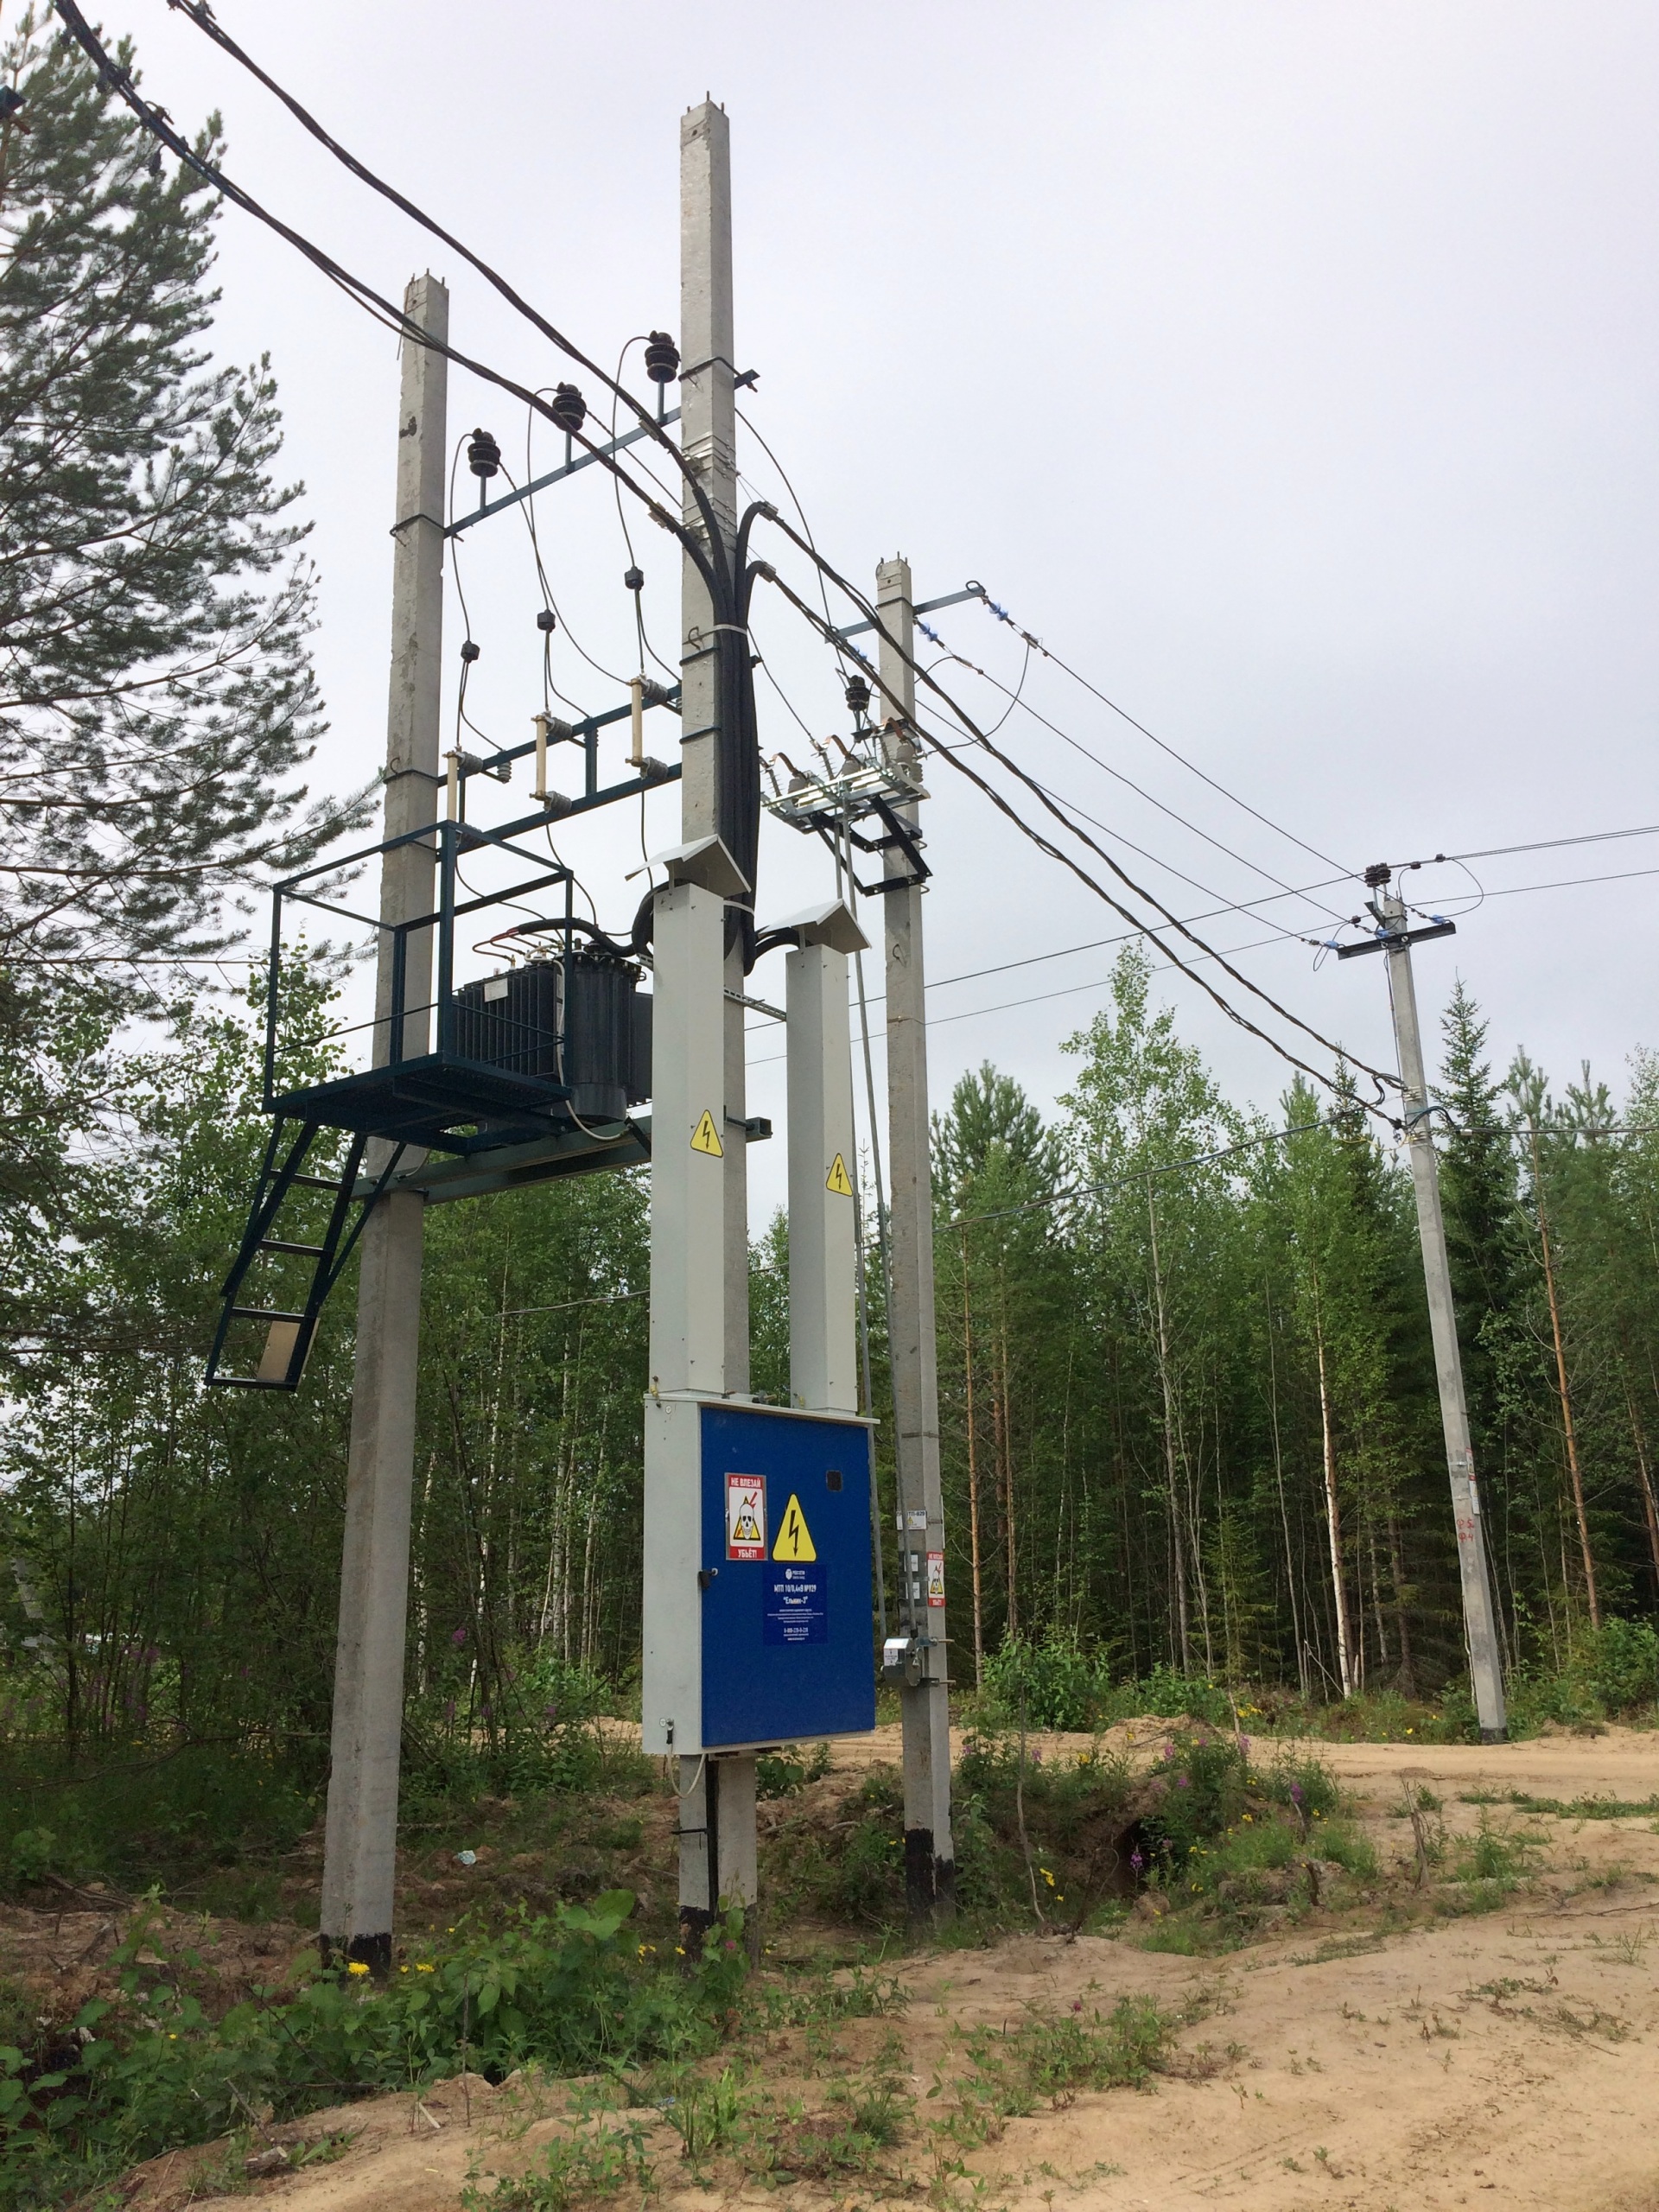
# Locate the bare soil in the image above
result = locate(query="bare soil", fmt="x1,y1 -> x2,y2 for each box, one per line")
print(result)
25,1727 -> 1659,2212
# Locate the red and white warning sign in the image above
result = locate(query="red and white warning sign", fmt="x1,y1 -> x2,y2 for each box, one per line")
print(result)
925,1550 -> 946,1608
726,1472 -> 767,1560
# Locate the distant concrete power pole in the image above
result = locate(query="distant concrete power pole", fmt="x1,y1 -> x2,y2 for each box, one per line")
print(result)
876,556 -> 955,1920
674,99 -> 758,1942
1346,865 -> 1506,1743
320,273 -> 449,1968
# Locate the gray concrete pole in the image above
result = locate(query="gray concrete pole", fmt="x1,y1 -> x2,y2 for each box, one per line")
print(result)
677,99 -> 756,1936
1376,885 -> 1508,1742
320,275 -> 448,1970
876,556 -> 955,1922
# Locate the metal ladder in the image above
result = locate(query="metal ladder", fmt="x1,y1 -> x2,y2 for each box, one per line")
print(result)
205,1120 -> 407,1391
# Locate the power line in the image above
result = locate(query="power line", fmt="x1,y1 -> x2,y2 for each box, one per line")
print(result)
921,629 -> 1354,928
1398,823 -> 1659,869
54,5 -> 728,620
969,588 -> 1352,877
756,554 -> 1399,1115
751,922 -> 1342,1066
899,700 -> 1307,932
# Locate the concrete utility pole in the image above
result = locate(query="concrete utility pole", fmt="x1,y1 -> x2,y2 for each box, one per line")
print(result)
674,99 -> 758,1941
876,556 -> 955,1920
320,274 -> 448,1969
1366,868 -> 1507,1743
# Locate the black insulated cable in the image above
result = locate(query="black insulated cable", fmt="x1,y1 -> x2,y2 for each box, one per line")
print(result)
753,560 -> 1398,1118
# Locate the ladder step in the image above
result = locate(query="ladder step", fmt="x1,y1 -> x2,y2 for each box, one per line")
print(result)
229,1306 -> 307,1324
258,1239 -> 327,1256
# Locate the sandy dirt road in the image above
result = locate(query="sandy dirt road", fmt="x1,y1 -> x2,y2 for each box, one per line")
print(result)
120,1729 -> 1659,2212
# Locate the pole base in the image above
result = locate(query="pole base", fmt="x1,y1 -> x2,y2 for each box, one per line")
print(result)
1478,1727 -> 1510,1745
677,1902 -> 715,1964
320,1929 -> 392,1980
905,1831 -> 957,1929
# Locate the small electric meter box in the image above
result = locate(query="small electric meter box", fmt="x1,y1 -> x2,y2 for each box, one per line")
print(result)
643,1397 -> 876,1755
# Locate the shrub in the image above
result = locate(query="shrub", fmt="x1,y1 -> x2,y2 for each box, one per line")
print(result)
1128,1665 -> 1232,1728
1142,1732 -> 1248,1864
1578,1619 -> 1659,1716
981,1635 -> 1103,1732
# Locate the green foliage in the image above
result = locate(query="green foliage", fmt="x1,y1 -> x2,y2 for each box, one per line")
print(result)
754,1742 -> 832,1798
462,2120 -> 654,2212
1142,1731 -> 1249,1862
934,1995 -> 1184,2145
981,1634 -> 1102,1731
1576,1618 -> 1659,1715
1259,1750 -> 1344,1821
0,1744 -> 319,1898
0,1894 -> 749,2211
0,12 -> 344,982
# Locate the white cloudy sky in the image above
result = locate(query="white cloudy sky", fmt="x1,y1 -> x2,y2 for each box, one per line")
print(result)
85,2 -> 1659,1217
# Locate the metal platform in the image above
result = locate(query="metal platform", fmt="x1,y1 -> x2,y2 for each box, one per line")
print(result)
269,1050 -> 575,1156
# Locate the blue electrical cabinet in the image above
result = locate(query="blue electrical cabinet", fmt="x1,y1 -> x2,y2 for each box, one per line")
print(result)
697,1401 -> 876,1750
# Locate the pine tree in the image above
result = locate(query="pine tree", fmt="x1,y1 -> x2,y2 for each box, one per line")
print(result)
1438,981 -> 1520,1471
0,15 -> 353,973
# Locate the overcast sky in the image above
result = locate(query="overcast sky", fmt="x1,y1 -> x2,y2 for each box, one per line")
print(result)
87,2 -> 1659,1217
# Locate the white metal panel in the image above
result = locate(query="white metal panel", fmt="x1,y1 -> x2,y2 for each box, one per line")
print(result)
648,878 -> 726,1395
641,1394 -> 703,1756
786,943 -> 858,1414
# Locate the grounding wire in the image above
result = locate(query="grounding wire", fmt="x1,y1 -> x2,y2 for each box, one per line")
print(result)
754,553 -> 1399,1114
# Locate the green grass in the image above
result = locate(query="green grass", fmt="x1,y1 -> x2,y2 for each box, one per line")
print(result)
1460,1790 -> 1659,1821
462,2120 -> 655,2212
931,1994 -> 1192,2147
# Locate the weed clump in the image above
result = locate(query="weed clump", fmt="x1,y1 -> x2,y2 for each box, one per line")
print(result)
0,1891 -> 753,2212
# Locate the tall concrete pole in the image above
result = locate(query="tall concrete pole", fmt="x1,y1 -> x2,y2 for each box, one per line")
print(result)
876,556 -> 955,1921
676,99 -> 756,1938
1374,876 -> 1507,1743
320,275 -> 448,1969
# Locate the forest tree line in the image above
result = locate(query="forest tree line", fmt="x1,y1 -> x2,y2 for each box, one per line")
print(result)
5,940 -> 1658,1762
4,17 -> 1656,1767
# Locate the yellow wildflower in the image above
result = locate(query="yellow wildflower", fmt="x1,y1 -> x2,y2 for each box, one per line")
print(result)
347,1961 -> 370,1976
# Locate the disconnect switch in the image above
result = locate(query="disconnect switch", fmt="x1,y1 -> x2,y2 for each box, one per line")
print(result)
881,1635 -> 925,1688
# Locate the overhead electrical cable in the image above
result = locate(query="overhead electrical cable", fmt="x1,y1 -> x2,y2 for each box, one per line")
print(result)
753,551 -> 1399,1112
156,0 -> 698,492
904,696 -> 1330,944
54,3 -> 733,622
969,587 -> 1353,878
1397,823 -> 1659,869
749,922 -> 1344,1065
922,633 -> 1353,926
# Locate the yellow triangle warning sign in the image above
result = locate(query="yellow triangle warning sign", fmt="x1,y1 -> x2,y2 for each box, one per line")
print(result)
826,1152 -> 854,1198
690,1109 -> 723,1157
773,1493 -> 817,1561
